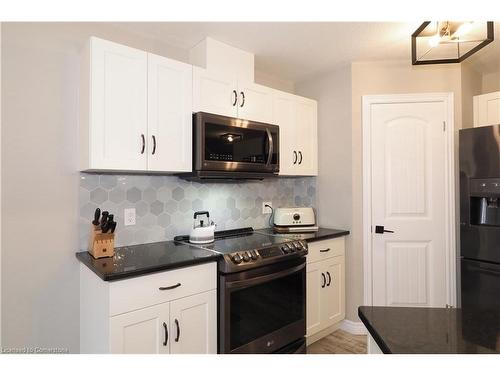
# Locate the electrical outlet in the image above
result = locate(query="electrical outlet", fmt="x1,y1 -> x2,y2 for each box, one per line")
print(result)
124,208 -> 136,226
262,202 -> 272,214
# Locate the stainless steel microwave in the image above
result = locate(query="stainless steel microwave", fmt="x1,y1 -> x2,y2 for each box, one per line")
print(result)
185,112 -> 279,180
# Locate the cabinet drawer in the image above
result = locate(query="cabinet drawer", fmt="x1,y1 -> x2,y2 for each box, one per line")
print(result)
307,238 -> 345,264
109,262 -> 216,316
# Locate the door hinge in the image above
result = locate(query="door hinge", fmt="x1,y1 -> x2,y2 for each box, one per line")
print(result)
443,121 -> 446,132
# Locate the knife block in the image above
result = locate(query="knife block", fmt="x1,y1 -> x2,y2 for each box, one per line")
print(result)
89,225 -> 115,259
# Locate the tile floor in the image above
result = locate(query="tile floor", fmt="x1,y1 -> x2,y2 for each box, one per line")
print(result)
307,329 -> 367,354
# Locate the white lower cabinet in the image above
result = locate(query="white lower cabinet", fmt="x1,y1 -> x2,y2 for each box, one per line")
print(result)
110,302 -> 171,354
109,290 -> 216,354
305,238 -> 346,343
80,262 -> 217,354
169,290 -> 217,354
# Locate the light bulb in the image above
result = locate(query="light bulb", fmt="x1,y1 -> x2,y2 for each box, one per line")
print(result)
429,34 -> 441,47
454,22 -> 474,39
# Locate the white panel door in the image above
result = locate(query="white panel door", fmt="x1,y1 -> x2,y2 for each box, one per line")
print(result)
371,101 -> 447,307
321,256 -> 345,326
109,303 -> 170,354
237,82 -> 273,123
306,261 -> 323,336
192,66 -> 237,118
148,53 -> 192,172
474,91 -> 500,127
273,91 -> 297,175
169,290 -> 217,354
295,98 -> 318,176
90,37 -> 148,170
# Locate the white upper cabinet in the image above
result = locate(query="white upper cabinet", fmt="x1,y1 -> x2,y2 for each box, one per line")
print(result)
236,82 -> 274,123
80,37 -> 193,172
192,67 -> 273,123
148,53 -> 192,172
474,91 -> 500,127
192,66 -> 238,118
272,90 -> 318,176
295,98 -> 318,176
81,37 -> 148,171
273,91 -> 297,175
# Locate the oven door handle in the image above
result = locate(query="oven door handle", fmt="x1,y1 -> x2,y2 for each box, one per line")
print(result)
265,128 -> 273,166
226,262 -> 305,290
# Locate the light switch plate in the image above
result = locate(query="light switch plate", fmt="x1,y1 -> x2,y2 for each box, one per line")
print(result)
124,208 -> 136,226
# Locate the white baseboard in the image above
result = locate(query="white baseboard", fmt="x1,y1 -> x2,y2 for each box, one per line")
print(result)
340,319 -> 367,335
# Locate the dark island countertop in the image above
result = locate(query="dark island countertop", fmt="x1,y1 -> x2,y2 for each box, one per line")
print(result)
256,227 -> 350,242
76,241 -> 221,281
359,306 -> 500,354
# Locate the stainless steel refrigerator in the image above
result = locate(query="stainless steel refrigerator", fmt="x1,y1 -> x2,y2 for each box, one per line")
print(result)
460,124 -> 500,311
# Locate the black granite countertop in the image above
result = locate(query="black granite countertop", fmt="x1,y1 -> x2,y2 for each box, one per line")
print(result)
76,241 -> 221,281
256,227 -> 350,242
359,306 -> 500,354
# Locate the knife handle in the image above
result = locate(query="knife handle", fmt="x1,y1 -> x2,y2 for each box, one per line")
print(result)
92,208 -> 101,226
110,222 -> 117,234
100,211 -> 109,225
107,214 -> 114,223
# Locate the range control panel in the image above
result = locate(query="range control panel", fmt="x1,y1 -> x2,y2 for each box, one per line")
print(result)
220,240 -> 308,273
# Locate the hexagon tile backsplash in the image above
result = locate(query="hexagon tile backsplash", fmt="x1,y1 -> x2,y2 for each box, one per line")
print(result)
79,174 -> 316,249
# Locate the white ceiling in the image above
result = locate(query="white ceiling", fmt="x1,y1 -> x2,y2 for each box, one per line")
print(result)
112,22 -> 500,83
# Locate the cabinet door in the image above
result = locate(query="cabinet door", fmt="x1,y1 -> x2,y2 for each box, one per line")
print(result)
109,303 -> 170,354
148,53 -> 192,172
169,290 -> 217,354
306,261 -> 323,336
295,98 -> 318,176
237,82 -> 273,123
90,37 -> 148,170
273,91 -> 297,176
193,67 -> 237,118
474,91 -> 500,127
321,256 -> 345,326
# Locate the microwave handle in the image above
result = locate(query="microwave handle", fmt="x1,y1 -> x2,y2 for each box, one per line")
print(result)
266,128 -> 273,166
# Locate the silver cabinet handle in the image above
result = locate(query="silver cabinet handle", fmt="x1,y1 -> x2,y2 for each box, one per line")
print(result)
321,273 -> 326,288
152,135 -> 156,155
140,134 -> 145,154
159,283 -> 181,291
293,151 -> 297,165
326,271 -> 331,286
298,151 -> 303,164
319,248 -> 331,253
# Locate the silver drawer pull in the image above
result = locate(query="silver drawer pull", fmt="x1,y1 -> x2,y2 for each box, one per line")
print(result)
319,248 -> 331,253
159,283 -> 181,291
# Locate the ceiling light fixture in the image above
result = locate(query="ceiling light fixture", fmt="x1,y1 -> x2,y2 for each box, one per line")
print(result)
412,21 -> 494,65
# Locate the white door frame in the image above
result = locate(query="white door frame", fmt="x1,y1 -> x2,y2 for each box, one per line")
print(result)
362,93 -> 456,307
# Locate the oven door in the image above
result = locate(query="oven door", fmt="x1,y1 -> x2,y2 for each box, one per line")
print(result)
194,112 -> 279,173
219,257 -> 306,354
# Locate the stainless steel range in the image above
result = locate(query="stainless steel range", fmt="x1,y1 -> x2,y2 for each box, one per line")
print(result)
175,227 -> 308,354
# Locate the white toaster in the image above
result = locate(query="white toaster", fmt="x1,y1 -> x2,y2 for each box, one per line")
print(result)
273,207 -> 317,232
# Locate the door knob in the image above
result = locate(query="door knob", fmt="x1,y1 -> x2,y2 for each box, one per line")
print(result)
375,225 -> 394,234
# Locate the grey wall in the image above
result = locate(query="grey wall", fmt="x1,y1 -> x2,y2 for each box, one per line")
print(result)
1,22 -> 192,353
79,175 -> 315,249
295,65 -> 354,318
